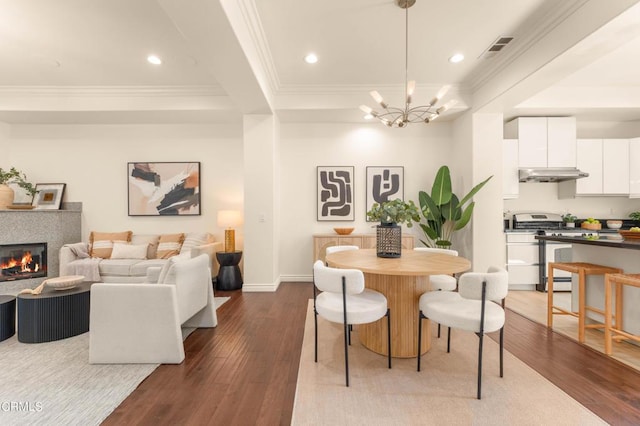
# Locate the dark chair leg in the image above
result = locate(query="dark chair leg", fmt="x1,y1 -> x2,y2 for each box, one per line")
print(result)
500,326 -> 504,378
447,327 -> 451,353
417,311 -> 424,372
314,310 -> 318,363
477,333 -> 484,400
386,309 -> 392,369
437,323 -> 441,338
343,320 -> 350,387
348,324 -> 352,346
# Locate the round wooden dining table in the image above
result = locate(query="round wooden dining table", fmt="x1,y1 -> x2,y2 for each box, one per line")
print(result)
326,248 -> 471,358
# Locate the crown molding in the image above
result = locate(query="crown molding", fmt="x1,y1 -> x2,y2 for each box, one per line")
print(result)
0,86 -> 226,97
237,0 -> 281,94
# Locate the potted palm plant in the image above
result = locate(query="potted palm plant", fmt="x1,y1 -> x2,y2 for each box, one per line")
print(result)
0,167 -> 38,209
418,165 -> 492,249
366,198 -> 420,258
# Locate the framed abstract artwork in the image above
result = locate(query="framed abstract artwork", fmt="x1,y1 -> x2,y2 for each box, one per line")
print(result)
317,166 -> 354,221
127,162 -> 201,216
32,183 -> 66,210
366,166 -> 404,221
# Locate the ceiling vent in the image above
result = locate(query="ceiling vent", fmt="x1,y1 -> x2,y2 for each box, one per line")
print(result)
479,36 -> 514,59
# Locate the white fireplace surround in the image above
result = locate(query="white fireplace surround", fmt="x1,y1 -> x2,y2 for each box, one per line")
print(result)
0,202 -> 81,293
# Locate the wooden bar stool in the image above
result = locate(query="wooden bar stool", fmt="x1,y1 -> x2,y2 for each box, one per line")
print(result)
547,262 -> 622,343
604,273 -> 640,356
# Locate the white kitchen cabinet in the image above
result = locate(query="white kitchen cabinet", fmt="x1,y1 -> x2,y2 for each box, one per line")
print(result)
505,117 -> 576,168
603,139 -> 629,194
630,138 -> 640,197
513,117 -> 547,167
547,117 -> 577,167
575,139 -> 603,195
560,138 -> 629,197
502,139 -> 519,199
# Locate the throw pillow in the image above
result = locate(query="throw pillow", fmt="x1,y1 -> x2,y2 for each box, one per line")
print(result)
156,233 -> 185,259
89,231 -> 133,258
179,232 -> 213,255
131,234 -> 161,259
110,242 -> 148,260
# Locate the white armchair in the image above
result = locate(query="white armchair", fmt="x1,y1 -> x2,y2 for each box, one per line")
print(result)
89,254 -> 217,364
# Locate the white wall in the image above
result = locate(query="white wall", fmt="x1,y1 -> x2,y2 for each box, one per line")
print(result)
5,124 -> 244,242
278,122 -> 454,280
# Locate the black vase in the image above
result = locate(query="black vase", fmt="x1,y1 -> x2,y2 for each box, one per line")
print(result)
376,222 -> 401,258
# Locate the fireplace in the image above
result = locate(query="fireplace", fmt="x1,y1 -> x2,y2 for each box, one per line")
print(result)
0,243 -> 47,282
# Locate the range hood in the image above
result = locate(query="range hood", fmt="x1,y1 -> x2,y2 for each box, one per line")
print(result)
519,168 -> 589,183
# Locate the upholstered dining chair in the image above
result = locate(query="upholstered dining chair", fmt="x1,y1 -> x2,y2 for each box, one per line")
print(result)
324,245 -> 360,343
417,266 -> 508,399
414,247 -> 459,337
312,260 -> 391,387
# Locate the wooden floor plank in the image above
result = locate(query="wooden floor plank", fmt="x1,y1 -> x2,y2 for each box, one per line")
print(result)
103,282 -> 640,425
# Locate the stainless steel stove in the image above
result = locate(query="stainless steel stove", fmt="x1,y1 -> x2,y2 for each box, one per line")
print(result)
508,213 -> 595,291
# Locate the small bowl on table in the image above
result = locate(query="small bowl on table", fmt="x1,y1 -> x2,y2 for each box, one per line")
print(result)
606,220 -> 623,230
333,227 -> 355,235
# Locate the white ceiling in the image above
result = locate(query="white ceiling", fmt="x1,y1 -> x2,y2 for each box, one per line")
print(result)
0,0 -> 639,125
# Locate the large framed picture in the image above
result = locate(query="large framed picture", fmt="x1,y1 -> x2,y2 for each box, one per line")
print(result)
317,166 -> 354,221
127,162 -> 201,216
32,183 -> 66,210
366,166 -> 404,221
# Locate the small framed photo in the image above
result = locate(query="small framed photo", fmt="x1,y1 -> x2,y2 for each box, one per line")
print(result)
366,166 -> 404,221
317,166 -> 354,221
32,183 -> 66,210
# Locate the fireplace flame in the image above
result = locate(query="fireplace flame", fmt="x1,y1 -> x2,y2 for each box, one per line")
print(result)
0,251 -> 41,273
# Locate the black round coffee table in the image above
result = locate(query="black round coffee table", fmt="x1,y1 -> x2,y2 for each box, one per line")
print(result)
17,282 -> 92,343
0,295 -> 16,342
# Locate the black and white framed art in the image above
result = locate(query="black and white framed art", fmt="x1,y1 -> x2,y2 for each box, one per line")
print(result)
366,166 -> 404,221
317,166 -> 354,221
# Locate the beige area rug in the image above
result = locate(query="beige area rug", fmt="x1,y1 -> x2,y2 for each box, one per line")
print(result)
0,296 -> 229,426
292,301 -> 606,425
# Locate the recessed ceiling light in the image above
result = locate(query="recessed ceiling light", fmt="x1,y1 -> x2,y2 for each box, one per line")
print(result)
449,53 -> 464,64
304,53 -> 318,64
147,55 -> 162,65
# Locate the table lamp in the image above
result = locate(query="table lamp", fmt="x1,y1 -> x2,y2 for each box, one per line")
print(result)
217,210 -> 243,252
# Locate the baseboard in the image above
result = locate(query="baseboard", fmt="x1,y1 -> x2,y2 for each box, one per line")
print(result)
280,274 -> 312,282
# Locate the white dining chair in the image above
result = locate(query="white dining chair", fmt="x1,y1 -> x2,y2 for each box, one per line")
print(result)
417,266 -> 508,399
312,260 -> 391,387
414,247 -> 459,337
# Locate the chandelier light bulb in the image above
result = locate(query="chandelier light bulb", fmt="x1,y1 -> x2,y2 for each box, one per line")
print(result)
407,80 -> 416,96
360,105 -> 373,114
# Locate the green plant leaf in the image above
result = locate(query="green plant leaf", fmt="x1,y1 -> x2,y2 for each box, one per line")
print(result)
419,223 -> 438,240
458,175 -> 493,206
418,191 -> 441,221
430,166 -> 452,206
454,202 -> 475,231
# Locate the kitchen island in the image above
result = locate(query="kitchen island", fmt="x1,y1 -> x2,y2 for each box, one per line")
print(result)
536,234 -> 640,337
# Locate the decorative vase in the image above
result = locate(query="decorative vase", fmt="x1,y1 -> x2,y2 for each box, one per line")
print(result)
0,184 -> 14,209
565,222 -> 575,228
376,222 -> 401,258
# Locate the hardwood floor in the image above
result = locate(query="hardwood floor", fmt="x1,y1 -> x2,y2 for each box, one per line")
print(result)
103,282 -> 640,425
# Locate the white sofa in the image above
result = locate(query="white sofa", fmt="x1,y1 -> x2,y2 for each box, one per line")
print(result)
59,232 -> 222,283
89,254 -> 217,364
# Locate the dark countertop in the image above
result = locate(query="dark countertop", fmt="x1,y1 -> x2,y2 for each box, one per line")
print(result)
536,234 -> 640,250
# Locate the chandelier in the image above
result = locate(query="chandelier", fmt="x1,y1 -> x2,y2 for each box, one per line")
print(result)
359,0 -> 457,127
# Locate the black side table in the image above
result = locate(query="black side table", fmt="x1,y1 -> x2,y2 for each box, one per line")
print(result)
216,251 -> 243,290
0,295 -> 16,342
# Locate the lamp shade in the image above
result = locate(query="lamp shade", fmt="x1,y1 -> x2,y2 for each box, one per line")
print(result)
217,210 -> 243,229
